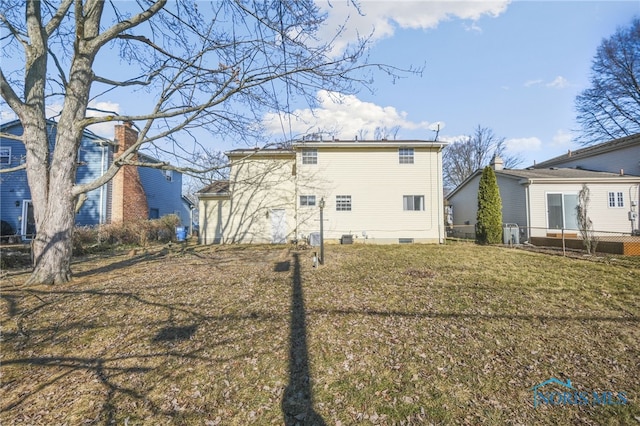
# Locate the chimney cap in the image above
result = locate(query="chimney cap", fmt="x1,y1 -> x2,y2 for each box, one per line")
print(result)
490,154 -> 504,171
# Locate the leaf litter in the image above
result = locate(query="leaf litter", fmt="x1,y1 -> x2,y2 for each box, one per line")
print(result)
0,242 -> 638,424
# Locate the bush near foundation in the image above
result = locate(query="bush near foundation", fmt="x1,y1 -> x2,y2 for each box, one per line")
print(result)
73,214 -> 182,254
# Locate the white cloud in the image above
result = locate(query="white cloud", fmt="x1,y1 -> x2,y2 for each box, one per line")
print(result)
85,101 -> 121,138
524,79 -> 543,87
550,129 -> 574,147
1,107 -> 17,122
504,136 -> 542,153
263,90 -> 435,140
524,76 -> 569,89
546,76 -> 569,89
317,0 -> 511,54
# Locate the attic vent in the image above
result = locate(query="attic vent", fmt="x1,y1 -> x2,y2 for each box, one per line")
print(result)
399,238 -> 414,244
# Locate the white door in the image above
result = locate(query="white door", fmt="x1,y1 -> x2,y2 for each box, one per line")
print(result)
21,200 -> 36,239
270,209 -> 287,244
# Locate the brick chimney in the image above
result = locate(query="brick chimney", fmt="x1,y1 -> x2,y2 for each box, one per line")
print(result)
111,122 -> 148,223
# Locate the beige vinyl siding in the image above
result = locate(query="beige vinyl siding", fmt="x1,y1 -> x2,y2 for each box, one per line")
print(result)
199,197 -> 228,244
228,155 -> 295,243
528,182 -> 637,236
199,153 -> 296,244
297,146 -> 444,243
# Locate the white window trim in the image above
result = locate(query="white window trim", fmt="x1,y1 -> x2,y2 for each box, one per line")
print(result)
608,191 -> 624,208
545,191 -> 579,230
399,148 -> 414,164
300,195 -> 316,207
336,195 -> 352,211
403,195 -> 425,211
0,147 -> 11,165
302,148 -> 318,165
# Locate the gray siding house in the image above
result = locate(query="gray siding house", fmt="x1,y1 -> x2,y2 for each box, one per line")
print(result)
446,158 -> 640,241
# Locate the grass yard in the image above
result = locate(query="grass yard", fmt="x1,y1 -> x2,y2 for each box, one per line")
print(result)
1,242 -> 639,425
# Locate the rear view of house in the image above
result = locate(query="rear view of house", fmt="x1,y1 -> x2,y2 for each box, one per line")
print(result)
198,139 -> 448,245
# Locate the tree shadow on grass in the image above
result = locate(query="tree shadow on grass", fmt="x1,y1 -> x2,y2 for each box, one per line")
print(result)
280,253 -> 326,425
0,283 -> 283,424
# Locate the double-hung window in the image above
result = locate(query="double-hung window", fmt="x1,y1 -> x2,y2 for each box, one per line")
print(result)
608,191 -> 624,208
302,148 -> 318,165
399,148 -> 414,164
336,195 -> 352,211
300,195 -> 316,207
0,147 -> 11,165
403,195 -> 425,211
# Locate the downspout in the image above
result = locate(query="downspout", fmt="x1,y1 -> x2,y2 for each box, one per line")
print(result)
99,142 -> 106,224
436,144 -> 444,244
524,181 -> 531,242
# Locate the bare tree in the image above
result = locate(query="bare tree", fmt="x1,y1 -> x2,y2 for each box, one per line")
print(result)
0,0 -> 414,284
577,184 -> 598,254
443,125 -> 522,190
575,18 -> 640,145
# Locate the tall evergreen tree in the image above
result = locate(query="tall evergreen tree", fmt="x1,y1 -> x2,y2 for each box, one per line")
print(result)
476,166 -> 503,244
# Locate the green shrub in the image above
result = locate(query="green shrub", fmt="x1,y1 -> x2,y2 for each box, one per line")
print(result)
476,166 -> 503,245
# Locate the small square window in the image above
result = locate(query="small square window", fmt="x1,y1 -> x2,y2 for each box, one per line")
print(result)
302,148 -> 318,165
336,195 -> 352,211
399,148 -> 414,164
608,191 -> 624,207
0,147 -> 11,165
164,170 -> 173,182
403,195 -> 425,211
300,195 -> 316,207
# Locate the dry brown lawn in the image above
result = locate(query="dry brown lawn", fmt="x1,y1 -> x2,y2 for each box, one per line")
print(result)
1,242 -> 639,425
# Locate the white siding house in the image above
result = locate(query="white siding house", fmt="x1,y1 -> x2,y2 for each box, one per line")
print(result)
446,162 -> 640,241
198,140 -> 447,245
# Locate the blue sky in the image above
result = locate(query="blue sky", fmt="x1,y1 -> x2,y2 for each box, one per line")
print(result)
2,1 -> 638,169
263,0 -> 639,167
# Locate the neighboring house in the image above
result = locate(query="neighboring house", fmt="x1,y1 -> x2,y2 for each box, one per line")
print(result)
532,133 -> 640,176
446,157 -> 640,241
0,119 -> 188,239
198,139 -> 448,245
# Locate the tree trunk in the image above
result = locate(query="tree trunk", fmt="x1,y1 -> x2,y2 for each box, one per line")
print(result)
27,205 -> 74,285
26,144 -> 77,285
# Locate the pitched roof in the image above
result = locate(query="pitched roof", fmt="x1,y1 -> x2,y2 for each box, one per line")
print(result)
532,133 -> 640,168
496,168 -> 628,179
197,180 -> 230,195
1,118 -> 115,145
446,167 -> 639,200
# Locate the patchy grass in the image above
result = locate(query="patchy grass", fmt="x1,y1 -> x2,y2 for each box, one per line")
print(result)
1,242 -> 638,425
